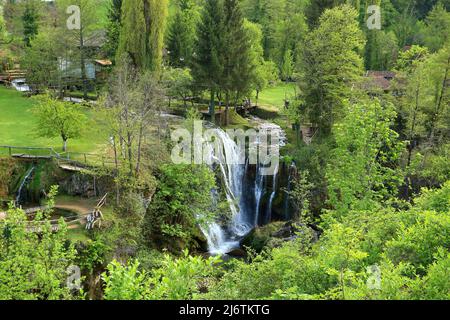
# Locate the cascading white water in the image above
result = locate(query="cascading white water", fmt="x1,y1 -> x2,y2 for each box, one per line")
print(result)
16,166 -> 35,206
200,222 -> 240,256
266,163 -> 279,223
254,165 -> 265,226
201,127 -> 252,255
200,119 -> 285,255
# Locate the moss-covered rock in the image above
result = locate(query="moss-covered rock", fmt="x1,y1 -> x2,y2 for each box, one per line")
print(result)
241,221 -> 286,252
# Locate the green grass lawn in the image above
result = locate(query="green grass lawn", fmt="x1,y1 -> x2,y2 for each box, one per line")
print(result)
257,82 -> 297,109
0,87 -> 107,154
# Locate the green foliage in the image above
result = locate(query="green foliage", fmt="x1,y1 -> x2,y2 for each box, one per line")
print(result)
104,0 -> 123,60
419,2 -> 450,52
161,67 -> 194,107
411,250 -> 450,300
117,0 -> 168,71
0,3 -> 6,42
415,180 -> 450,213
395,45 -> 429,72
326,101 -> 404,216
241,0 -> 309,73
148,250 -> 220,300
167,0 -> 200,67
384,210 -> 450,272
103,251 -> 220,300
32,95 -> 87,152
102,259 -> 150,300
21,0 -> 39,47
280,49 -> 294,81
144,164 -> 217,250
365,30 -> 399,70
22,29 -> 64,92
298,4 -> 365,133
222,0 -> 257,104
0,187 -> 78,300
204,184 -> 450,300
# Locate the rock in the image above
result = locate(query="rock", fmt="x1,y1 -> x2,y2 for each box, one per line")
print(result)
241,221 -> 285,252
226,248 -> 247,258
193,226 -> 209,252
242,221 -> 320,252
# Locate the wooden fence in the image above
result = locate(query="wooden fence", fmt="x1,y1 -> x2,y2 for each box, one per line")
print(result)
0,145 -> 115,168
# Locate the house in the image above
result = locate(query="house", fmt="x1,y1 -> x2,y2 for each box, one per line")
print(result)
364,71 -> 397,92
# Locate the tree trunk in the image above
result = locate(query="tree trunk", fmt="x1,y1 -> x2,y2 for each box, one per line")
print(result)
79,25 -> 88,100
407,84 -> 421,167
225,91 -> 230,126
62,139 -> 68,152
428,57 -> 449,145
209,88 -> 215,124
135,120 -> 144,178
112,136 -> 120,207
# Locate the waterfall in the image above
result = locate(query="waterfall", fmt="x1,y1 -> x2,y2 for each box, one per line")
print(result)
200,223 -> 240,256
201,127 -> 252,255
266,163 -> 279,224
254,164 -> 265,226
199,119 -> 286,255
16,166 -> 35,206
283,162 -> 296,219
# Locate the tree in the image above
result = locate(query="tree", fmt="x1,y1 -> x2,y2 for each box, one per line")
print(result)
192,0 -> 224,123
280,49 -> 294,81
58,0 -> 103,99
99,57 -> 167,199
396,45 -> 429,73
241,0 -> 309,74
420,2 -> 450,52
104,0 -> 123,61
222,0 -> 256,124
326,101 -> 404,216
102,260 -> 151,300
365,30 -> 399,71
298,4 -> 365,134
32,95 -> 87,152
22,0 -> 39,47
0,187 -> 78,300
117,0 -> 168,72
22,28 -> 64,93
244,20 -> 279,105
116,0 -> 146,68
167,0 -> 200,67
423,45 -> 450,147
0,2 -> 6,42
146,0 -> 169,73
161,67 -> 194,108
241,0 -> 286,61
396,45 -> 449,172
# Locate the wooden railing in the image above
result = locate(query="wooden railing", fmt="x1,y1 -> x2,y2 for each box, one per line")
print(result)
0,145 -> 115,168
